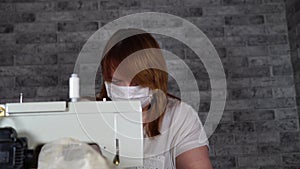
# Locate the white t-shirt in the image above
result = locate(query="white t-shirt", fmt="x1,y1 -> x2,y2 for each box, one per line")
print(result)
129,97 -> 209,169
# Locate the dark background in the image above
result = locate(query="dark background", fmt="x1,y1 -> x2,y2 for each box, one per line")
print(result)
0,0 -> 300,168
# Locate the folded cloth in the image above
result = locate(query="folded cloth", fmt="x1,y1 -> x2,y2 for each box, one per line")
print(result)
38,138 -> 112,169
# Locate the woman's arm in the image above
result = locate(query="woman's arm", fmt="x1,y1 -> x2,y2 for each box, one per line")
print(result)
176,146 -> 213,169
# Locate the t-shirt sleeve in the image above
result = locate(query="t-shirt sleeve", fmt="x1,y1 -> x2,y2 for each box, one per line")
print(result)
173,103 -> 209,157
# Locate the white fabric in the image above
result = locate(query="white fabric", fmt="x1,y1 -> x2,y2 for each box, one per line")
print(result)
105,81 -> 152,107
38,138 -> 112,169
129,97 -> 209,169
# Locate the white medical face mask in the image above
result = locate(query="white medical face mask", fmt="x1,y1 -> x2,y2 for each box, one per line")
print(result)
104,81 -> 152,108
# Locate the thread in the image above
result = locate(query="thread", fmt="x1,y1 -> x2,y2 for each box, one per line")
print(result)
69,73 -> 80,102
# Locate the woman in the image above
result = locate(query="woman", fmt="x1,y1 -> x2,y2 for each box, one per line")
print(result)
97,28 -> 212,169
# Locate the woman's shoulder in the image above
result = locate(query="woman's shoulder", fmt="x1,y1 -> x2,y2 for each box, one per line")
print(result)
165,97 -> 199,122
167,97 -> 196,112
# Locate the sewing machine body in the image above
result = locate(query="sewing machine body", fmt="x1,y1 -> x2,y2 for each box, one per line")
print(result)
0,101 -> 143,168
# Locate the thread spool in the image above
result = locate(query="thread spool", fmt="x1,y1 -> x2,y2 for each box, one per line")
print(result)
69,73 -> 80,102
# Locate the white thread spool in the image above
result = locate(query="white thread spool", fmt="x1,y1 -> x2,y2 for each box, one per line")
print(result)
69,73 -> 80,102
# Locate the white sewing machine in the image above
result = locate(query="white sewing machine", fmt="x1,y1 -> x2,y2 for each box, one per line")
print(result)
0,100 -> 143,168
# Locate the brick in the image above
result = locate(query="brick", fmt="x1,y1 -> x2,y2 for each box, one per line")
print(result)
155,7 -> 203,17
0,13 -> 35,23
265,24 -> 288,34
0,3 -> 15,11
58,64 -> 76,78
143,18 -> 183,29
228,67 -> 270,78
222,0 -> 262,5
210,156 -> 236,168
197,27 -> 224,38
36,86 -> 68,97
19,44 -> 57,55
241,87 -> 272,99
225,25 -> 265,36
56,43 -> 82,53
257,132 -> 280,143
265,14 -> 286,24
219,110 -> 233,122
216,48 -> 226,58
280,142 -> 300,153
229,88 -> 272,99
250,76 -> 295,87
283,166 -> 300,169
0,34 -> 15,45
226,46 -> 268,57
256,119 -> 299,132
16,2 -> 55,12
36,12 -> 74,22
223,57 -> 248,67
227,78 -> 251,88
0,65 -> 59,76
254,98 -> 296,109
56,1 -> 98,11
188,16 -> 225,27
0,55 -> 14,66
215,144 -> 257,155
57,52 -> 78,64
225,99 -> 253,110
280,132 -> 300,143
211,36 -> 247,47
269,44 -> 290,55
15,54 -> 57,65
248,4 -> 285,14
273,87 -> 296,98
264,0 -> 285,3
0,87 -> 36,99
248,57 -> 269,66
0,24 -> 14,33
215,122 -> 255,133
204,6 -> 241,15
225,15 -> 264,25
275,108 -> 298,120
100,0 -> 141,9
282,154 -> 300,165
258,143 -> 281,154
15,23 -> 56,33
235,133 -> 257,144
272,65 -> 293,76
247,35 -> 287,46
0,76 -> 15,88
205,4 -> 284,15
16,75 -> 58,87
57,22 -> 98,32
16,13 -> 35,22
271,55 -> 293,66
16,33 -> 57,44
183,0 -> 221,6
209,134 -> 234,145
233,109 -> 275,121
238,155 -> 281,166
57,31 -> 93,43
228,88 -> 251,99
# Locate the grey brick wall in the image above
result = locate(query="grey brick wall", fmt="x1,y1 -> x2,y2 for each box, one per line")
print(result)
0,0 -> 299,168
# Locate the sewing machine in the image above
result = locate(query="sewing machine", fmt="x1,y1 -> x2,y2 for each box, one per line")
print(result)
0,100 -> 143,168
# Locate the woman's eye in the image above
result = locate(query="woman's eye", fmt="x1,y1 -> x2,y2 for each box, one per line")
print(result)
130,82 -> 138,86
112,81 -> 121,85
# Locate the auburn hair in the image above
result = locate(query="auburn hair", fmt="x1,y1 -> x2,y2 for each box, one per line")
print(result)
97,29 -> 169,137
